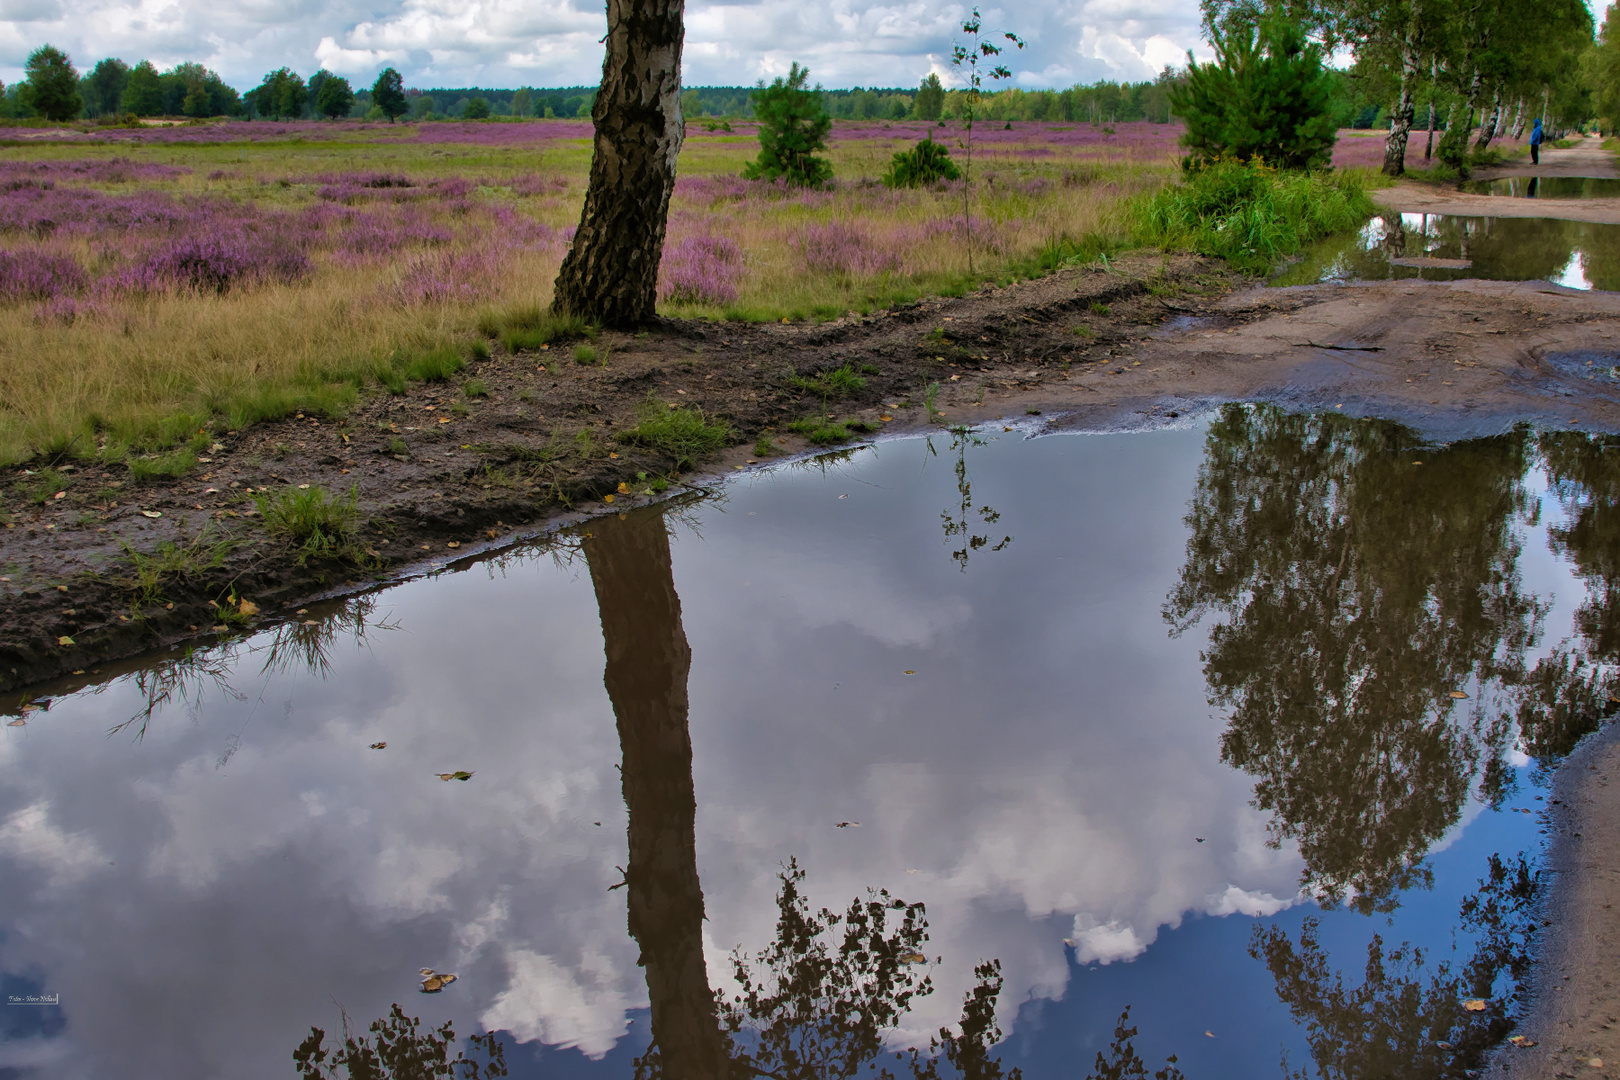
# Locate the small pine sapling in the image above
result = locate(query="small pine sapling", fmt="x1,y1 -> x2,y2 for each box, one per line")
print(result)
882,137 -> 962,188
743,63 -> 833,187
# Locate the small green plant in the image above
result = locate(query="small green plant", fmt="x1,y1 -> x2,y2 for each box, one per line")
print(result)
397,346 -> 465,383
951,7 -> 1025,273
754,433 -> 780,457
573,344 -> 600,365
254,485 -> 360,564
618,399 -> 733,467
1071,325 -> 1096,338
1089,302 -> 1111,315
451,401 -> 471,417
462,379 -> 489,398
385,436 -> 408,456
482,306 -> 596,352
23,466 -> 68,504
128,449 -> 198,483
882,137 -> 962,187
468,340 -> 490,361
923,381 -> 941,420
792,363 -> 869,398
787,418 -> 853,444
743,62 -> 834,187
115,528 -> 234,609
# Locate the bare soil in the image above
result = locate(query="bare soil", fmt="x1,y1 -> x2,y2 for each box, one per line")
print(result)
7,147 -> 1620,1069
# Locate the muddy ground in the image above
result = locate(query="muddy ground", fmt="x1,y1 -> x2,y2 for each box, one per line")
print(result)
5,139 -> 1620,1072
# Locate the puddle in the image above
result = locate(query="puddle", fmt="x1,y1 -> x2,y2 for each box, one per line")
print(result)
1461,176 -> 1620,199
3,410 -> 1616,1078
1272,211 -> 1620,290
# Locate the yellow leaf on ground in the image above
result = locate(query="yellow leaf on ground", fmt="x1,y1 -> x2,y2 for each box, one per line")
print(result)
617,482 -> 630,495
57,635 -> 74,646
446,541 -> 459,548
237,598 -> 259,617
139,510 -> 161,518
603,494 -> 615,503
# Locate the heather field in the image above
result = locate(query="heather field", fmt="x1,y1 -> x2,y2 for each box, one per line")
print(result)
0,117 -> 1383,465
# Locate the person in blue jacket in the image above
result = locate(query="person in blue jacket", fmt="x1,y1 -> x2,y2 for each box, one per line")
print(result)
1531,118 -> 1544,165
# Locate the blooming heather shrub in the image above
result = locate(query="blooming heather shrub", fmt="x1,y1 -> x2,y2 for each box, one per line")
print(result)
111,234 -> 311,294
658,234 -> 743,305
0,158 -> 188,185
791,222 -> 902,276
388,248 -> 508,305
33,296 -> 105,325
502,173 -> 570,197
0,249 -> 87,301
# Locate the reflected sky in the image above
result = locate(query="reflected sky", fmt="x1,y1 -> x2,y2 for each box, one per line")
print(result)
0,416 -> 1601,1078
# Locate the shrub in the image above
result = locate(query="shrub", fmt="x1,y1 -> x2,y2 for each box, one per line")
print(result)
792,222 -> 901,277
882,137 -> 962,188
743,63 -> 833,187
0,249 -> 86,301
618,399 -> 731,467
117,234 -> 310,294
658,234 -> 743,306
1172,15 -> 1337,171
1132,159 -> 1373,273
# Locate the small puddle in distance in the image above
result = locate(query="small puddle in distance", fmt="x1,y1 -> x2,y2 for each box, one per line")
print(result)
1273,211 -> 1620,290
1461,176 -> 1620,198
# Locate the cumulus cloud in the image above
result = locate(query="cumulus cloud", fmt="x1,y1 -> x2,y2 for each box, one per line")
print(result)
0,0 -> 1209,90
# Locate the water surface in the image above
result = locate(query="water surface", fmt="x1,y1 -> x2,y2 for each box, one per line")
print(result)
1273,212 -> 1620,290
3,410 -> 1616,1078
1461,176 -> 1620,199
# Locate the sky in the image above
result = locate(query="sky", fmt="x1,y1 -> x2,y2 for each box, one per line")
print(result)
0,0 -> 1215,94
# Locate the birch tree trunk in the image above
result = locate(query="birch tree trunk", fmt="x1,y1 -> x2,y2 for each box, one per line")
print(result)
1383,29 -> 1422,176
1510,95 -> 1525,140
1424,59 -> 1438,160
552,0 -> 686,328
1476,91 -> 1501,149
584,509 -> 730,1080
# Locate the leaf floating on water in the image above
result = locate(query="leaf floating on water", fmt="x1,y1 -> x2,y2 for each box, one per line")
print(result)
1449,690 -> 1469,699
1461,998 -> 1488,1012
370,742 -> 387,750
7,719 -> 25,727
834,820 -> 860,828
419,969 -> 458,993
899,951 -> 927,964
1508,1036 -> 1538,1047
903,670 -> 916,675
139,510 -> 162,518
436,771 -> 474,781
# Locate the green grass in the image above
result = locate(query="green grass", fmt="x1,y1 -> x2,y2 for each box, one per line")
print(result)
786,416 -> 879,445
573,344 -> 601,365
479,307 -> 598,353
115,528 -> 235,609
21,466 -> 69,504
1130,160 -> 1375,273
618,399 -> 732,467
462,379 -> 489,398
791,363 -> 876,399
128,449 -> 198,483
254,484 -> 361,563
396,346 -> 465,383
384,436 -> 408,456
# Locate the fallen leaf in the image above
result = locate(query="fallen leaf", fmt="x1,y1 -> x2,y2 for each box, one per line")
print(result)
6,719 -> 24,727
297,483 -> 309,490
436,771 -> 474,781
52,491 -> 65,500
835,820 -> 860,828
446,541 -> 460,548
904,670 -> 916,675
1449,690 -> 1469,699
1462,999 -> 1488,1012
617,482 -> 630,495
57,635 -> 74,646
1591,1059 -> 1605,1069
1205,1031 -> 1215,1038
608,451 -> 618,458
899,951 -> 927,964
420,972 -> 459,993
438,417 -> 452,424
604,494 -> 615,503
880,415 -> 894,422
370,742 -> 387,750
1508,1036 -> 1537,1047
302,619 -> 319,626
139,510 -> 162,518
56,585 -> 67,592
237,598 -> 259,617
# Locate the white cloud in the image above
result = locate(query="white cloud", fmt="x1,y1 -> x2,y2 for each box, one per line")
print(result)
0,0 -> 1208,90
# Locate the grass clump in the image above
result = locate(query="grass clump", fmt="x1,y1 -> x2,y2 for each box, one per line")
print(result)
128,449 -> 198,483
384,436 -> 408,456
254,484 -> 361,563
462,379 -> 489,398
618,399 -> 732,467
791,363 -> 875,399
480,306 -> 597,353
21,466 -> 69,504
786,416 -> 877,444
116,528 -> 234,609
396,346 -> 465,384
573,344 -> 600,365
1131,159 -> 1373,273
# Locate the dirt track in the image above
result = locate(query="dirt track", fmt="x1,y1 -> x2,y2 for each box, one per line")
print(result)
5,140 -> 1620,1070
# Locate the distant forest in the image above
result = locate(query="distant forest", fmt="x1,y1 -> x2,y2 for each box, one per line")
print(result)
8,47 -> 1394,130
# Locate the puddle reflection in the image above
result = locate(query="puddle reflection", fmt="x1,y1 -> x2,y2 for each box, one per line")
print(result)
1,411 -> 1615,1078
1272,212 -> 1620,290
1461,176 -> 1620,199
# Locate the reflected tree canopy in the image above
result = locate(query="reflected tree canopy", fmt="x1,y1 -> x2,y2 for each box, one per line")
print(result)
1166,406 -> 1540,911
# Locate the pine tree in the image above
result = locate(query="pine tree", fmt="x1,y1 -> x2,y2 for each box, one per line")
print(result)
916,72 -> 945,121
120,60 -> 165,117
1172,15 -> 1337,170
742,63 -> 833,186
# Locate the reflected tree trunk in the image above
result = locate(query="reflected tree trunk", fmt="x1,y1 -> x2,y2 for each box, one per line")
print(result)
583,510 -> 729,1080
